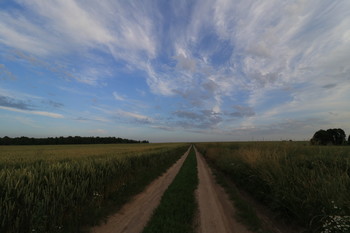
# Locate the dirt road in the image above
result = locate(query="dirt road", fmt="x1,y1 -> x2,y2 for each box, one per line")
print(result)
90,146 -> 191,233
91,146 -> 253,233
195,147 -> 252,233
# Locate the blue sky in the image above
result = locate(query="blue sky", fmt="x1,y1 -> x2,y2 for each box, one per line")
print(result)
0,0 -> 349,142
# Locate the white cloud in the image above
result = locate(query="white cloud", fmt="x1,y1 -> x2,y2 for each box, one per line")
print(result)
0,1 -> 158,84
156,0 -> 350,135
145,64 -> 175,96
75,67 -> 112,85
209,0 -> 350,126
174,54 -> 196,72
0,12 -> 55,56
6,0 -> 114,52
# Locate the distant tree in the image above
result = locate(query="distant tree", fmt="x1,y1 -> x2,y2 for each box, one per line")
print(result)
0,136 -> 146,145
348,135 -> 350,145
0,136 -> 11,145
310,128 -> 346,145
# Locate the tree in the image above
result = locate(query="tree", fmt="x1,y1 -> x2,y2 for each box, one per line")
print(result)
311,130 -> 332,145
327,128 -> 346,145
310,128 -> 346,145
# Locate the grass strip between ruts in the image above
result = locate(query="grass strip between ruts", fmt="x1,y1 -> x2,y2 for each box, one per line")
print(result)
142,146 -> 198,233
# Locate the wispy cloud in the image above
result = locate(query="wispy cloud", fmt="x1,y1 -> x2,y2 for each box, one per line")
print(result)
0,1 -> 157,86
0,64 -> 16,80
174,110 -> 203,120
171,109 -> 223,129
116,110 -> 153,124
0,11 -> 55,56
43,100 -> 64,108
112,91 -> 125,101
0,93 -> 64,119
229,105 -> 255,118
151,125 -> 175,132
0,1 -> 113,56
73,116 -> 110,123
0,0 -> 349,139
0,106 -> 64,118
0,95 -> 32,110
0,87 -> 43,101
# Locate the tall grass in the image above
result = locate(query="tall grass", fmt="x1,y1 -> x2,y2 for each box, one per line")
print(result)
0,143 -> 188,233
196,142 -> 350,233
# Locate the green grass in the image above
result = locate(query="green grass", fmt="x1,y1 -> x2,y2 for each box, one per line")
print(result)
196,142 -> 350,233
0,143 -> 188,233
142,146 -> 198,233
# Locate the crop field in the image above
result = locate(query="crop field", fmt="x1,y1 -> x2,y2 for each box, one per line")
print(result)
196,142 -> 350,233
2,141 -> 350,233
0,143 -> 188,233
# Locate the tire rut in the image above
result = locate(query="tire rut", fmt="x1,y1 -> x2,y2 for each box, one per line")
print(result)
195,147 -> 253,233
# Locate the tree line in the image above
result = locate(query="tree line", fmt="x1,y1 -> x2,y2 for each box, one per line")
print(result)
0,136 -> 149,145
310,128 -> 349,145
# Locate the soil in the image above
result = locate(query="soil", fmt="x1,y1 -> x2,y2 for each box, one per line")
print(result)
194,147 -> 253,233
89,147 -> 191,233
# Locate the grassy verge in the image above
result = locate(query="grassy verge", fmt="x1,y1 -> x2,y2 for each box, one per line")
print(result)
142,146 -> 198,233
196,142 -> 350,233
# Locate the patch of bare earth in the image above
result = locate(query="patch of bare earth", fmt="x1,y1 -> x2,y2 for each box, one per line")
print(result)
195,147 -> 253,233
90,147 -> 191,233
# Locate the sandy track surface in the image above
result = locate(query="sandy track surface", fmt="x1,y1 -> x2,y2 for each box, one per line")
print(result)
90,146 -> 191,233
195,147 -> 252,233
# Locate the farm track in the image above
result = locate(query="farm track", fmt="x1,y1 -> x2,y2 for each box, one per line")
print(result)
194,147 -> 253,233
91,146 -> 253,233
90,146 -> 191,233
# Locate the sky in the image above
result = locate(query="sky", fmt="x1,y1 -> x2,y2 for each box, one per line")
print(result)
0,0 -> 350,142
